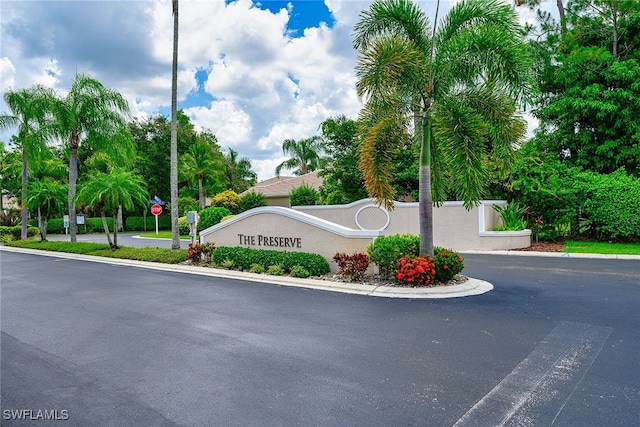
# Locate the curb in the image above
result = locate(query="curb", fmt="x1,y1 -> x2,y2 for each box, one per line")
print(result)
0,246 -> 492,299
461,250 -> 640,260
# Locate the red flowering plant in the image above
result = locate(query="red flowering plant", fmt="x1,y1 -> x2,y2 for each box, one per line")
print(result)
395,255 -> 436,286
333,252 -> 370,282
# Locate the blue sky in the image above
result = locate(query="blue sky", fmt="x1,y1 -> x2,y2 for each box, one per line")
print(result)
0,0 -> 541,181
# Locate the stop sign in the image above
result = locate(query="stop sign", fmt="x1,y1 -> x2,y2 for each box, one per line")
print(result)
150,204 -> 163,216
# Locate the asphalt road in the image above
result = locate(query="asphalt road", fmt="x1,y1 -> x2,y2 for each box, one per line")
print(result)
1,250 -> 638,426
46,232 -> 191,249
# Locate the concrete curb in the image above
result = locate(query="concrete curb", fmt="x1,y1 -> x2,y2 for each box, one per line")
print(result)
461,250 -> 640,260
0,246 -> 492,299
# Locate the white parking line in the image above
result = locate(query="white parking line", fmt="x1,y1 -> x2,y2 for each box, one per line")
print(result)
454,321 -> 612,426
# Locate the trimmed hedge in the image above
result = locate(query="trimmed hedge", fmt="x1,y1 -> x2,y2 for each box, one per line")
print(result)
0,225 -> 40,239
29,217 -> 117,234
125,216 -> 171,231
212,246 -> 330,276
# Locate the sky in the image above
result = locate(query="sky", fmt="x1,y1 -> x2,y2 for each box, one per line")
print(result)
0,0 -> 543,182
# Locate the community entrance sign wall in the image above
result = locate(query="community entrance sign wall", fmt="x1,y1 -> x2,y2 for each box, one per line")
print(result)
199,206 -> 383,272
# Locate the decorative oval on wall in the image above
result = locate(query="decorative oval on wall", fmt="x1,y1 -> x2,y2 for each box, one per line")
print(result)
355,204 -> 390,231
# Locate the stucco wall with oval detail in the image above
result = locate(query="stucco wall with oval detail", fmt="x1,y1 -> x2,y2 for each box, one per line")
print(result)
199,206 -> 383,272
294,199 -> 531,251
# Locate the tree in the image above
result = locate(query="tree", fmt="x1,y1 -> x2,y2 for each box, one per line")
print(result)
75,169 -> 149,249
27,179 -> 67,241
51,74 -> 132,243
275,136 -> 326,176
353,0 -> 535,256
180,136 -> 225,210
0,85 -> 56,239
170,0 -> 180,250
223,147 -> 257,193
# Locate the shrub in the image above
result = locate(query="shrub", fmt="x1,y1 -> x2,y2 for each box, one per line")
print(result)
493,202 -> 528,231
212,246 -> 330,276
367,234 -> 420,278
333,252 -> 370,282
178,197 -> 199,216
220,259 -> 235,269
396,255 -> 436,286
187,243 -> 203,263
433,247 -> 464,282
198,206 -> 232,230
211,190 -> 240,214
267,264 -> 285,276
0,225 -> 40,240
125,216 -> 171,231
249,263 -> 265,274
290,265 -> 311,278
239,191 -> 267,213
289,183 -> 319,206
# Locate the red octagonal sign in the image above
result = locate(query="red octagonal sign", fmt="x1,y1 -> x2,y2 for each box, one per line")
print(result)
151,204 -> 163,216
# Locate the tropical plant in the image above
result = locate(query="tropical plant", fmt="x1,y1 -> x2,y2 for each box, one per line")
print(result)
333,252 -> 370,282
223,147 -> 257,193
396,255 -> 436,286
180,139 -> 225,210
289,183 -> 319,206
26,179 -> 67,241
75,169 -> 149,249
493,202 -> 528,231
50,74 -> 133,243
238,191 -> 267,213
275,136 -> 326,176
0,85 -> 56,240
211,190 -> 240,214
353,0 -> 535,256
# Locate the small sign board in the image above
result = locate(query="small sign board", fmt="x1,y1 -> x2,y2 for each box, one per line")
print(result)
151,204 -> 163,216
77,215 -> 85,225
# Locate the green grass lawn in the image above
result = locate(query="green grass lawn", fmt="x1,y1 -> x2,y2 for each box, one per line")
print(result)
564,240 -> 640,255
138,231 -> 191,240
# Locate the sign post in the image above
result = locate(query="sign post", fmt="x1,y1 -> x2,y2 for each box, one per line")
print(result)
151,203 -> 163,234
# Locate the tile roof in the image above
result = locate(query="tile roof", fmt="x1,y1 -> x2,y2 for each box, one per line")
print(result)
242,170 -> 323,197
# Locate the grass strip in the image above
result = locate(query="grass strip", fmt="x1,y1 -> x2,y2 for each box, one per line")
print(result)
138,231 -> 191,240
6,240 -> 188,264
564,240 -> 640,255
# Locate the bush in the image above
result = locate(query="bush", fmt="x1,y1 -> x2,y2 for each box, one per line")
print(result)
289,183 -> 319,206
267,264 -> 285,276
239,191 -> 267,213
290,265 -> 311,278
493,202 -> 528,231
396,255 -> 436,286
333,252 -> 370,282
367,234 -> 420,278
198,206 -> 232,230
433,247 -> 464,282
0,225 -> 40,240
178,197 -> 199,216
249,263 -> 265,274
125,216 -> 171,231
212,246 -> 330,276
187,243 -> 203,263
211,190 -> 240,214
178,216 -> 190,235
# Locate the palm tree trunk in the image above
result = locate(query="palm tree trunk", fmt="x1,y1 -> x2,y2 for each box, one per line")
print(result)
37,206 -> 43,241
198,177 -> 204,210
113,211 -> 118,249
42,217 -> 48,242
68,146 -> 78,242
419,111 -> 434,257
21,146 -> 28,240
170,0 -> 180,250
100,208 -> 113,248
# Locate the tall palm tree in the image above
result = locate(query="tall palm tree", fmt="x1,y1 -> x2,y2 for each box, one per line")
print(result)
275,136 -> 326,176
170,0 -> 181,250
75,169 -> 149,249
353,0 -> 535,256
224,147 -> 257,193
180,141 -> 224,210
27,179 -> 67,241
52,74 -> 131,243
0,85 -> 56,240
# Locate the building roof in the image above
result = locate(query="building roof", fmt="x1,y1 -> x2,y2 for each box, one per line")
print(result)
242,170 -> 323,197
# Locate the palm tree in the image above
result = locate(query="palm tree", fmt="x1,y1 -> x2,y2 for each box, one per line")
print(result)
353,0 -> 535,256
275,136 -> 326,177
169,0 -> 181,250
51,74 -> 131,243
75,169 -> 149,249
224,147 -> 257,193
0,85 -> 56,240
27,179 -> 67,241
180,140 -> 224,210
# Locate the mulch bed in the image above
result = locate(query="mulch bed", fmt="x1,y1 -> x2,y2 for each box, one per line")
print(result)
512,241 -> 565,252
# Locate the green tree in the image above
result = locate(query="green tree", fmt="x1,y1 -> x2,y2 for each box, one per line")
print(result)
75,169 -> 149,249
223,147 -> 257,193
275,136 -> 326,176
353,0 -> 535,255
51,74 -> 132,243
27,179 -> 67,241
180,136 -> 225,210
0,85 -> 56,239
